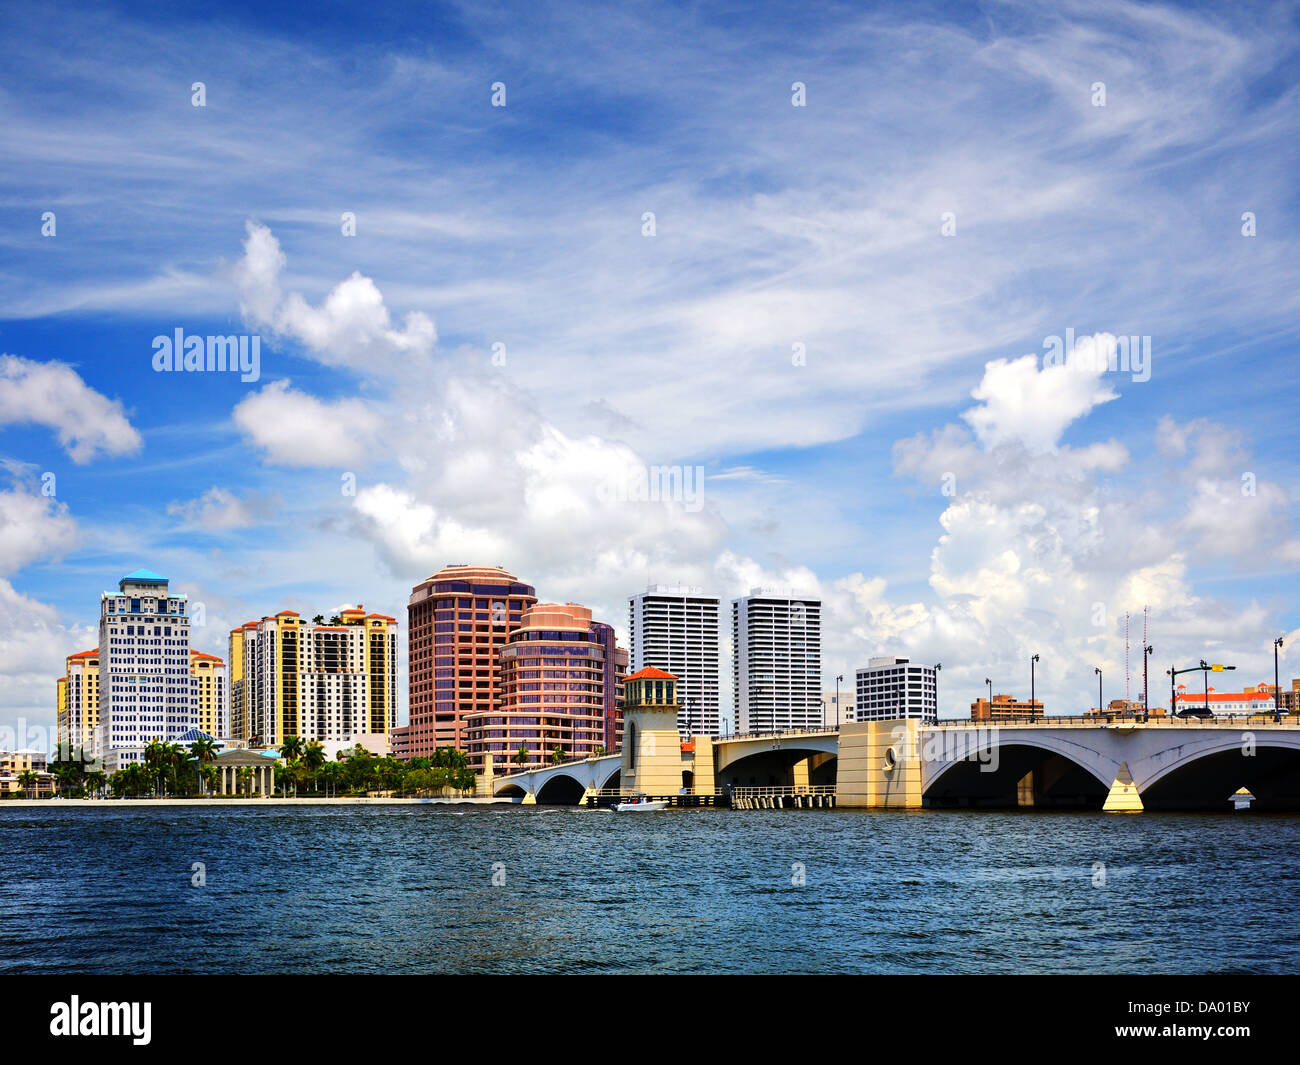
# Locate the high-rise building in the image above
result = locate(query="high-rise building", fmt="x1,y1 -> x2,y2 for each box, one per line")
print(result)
228,621 -> 254,742
95,570 -> 198,771
731,590 -> 822,733
230,606 -> 397,747
189,650 -> 228,738
628,585 -> 721,737
465,602 -> 627,773
56,648 -> 100,757
855,657 -> 938,724
406,564 -> 537,759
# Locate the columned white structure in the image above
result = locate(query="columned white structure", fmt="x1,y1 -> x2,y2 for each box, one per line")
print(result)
628,585 -> 721,737
214,748 -> 276,796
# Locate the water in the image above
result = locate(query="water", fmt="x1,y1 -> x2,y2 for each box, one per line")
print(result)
2,805 -> 1298,974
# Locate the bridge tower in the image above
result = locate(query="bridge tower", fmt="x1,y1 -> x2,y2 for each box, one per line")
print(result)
837,718 -> 924,808
620,667 -> 690,796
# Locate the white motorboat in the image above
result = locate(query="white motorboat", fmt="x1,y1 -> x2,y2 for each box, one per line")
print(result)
613,797 -> 668,812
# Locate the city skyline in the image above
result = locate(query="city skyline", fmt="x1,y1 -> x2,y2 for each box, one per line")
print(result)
34,562 -> 1300,764
2,2 -> 1300,748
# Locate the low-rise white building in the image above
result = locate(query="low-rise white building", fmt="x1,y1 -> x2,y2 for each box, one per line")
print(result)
855,657 -> 938,724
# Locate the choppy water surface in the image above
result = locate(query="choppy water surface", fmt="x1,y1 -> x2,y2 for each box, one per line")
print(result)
2,805 -> 1297,973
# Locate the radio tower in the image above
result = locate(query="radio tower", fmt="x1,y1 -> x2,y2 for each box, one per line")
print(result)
1124,611 -> 1131,704
1142,606 -> 1149,708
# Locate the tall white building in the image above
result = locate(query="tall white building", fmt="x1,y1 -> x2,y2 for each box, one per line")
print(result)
95,570 -> 201,771
855,657 -> 938,724
628,585 -> 722,736
731,590 -> 822,734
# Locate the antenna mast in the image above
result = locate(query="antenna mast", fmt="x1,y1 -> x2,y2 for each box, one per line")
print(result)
1125,611 -> 1131,704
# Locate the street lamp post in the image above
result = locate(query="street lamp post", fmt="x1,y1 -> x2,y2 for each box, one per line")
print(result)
1275,636 -> 1285,722
933,663 -> 942,724
1095,667 -> 1103,715
1143,644 -> 1153,722
985,677 -> 992,718
835,673 -> 843,729
1031,653 -> 1040,715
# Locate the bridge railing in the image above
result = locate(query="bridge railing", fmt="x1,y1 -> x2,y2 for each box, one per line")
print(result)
718,726 -> 840,742
496,751 -> 619,778
592,787 -> 723,797
730,785 -> 836,798
929,713 -> 1299,728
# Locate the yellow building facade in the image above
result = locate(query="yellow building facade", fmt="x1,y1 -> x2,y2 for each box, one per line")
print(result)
56,648 -> 100,758
189,650 -> 228,738
229,606 -> 397,747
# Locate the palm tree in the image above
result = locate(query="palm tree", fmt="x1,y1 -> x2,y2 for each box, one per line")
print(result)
85,769 -> 106,799
190,738 -> 218,795
17,769 -> 37,799
302,742 -> 325,793
279,736 -> 305,796
513,744 -> 530,769
551,745 -> 567,765
143,738 -> 168,796
236,766 -> 253,796
164,743 -> 187,796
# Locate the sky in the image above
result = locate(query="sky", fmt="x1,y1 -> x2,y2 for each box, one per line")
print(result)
1,0 -> 1299,742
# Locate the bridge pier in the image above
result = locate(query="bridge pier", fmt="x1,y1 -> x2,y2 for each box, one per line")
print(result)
837,720 -> 924,809
1017,771 -> 1034,807
1102,761 -> 1143,812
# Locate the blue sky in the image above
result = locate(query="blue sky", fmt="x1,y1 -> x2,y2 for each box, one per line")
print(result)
2,0 -> 1299,738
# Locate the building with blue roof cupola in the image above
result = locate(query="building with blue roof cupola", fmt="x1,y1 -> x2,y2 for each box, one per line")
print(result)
93,570 -> 219,771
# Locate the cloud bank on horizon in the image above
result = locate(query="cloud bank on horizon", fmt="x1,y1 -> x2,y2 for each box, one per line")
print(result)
0,0 -> 1298,735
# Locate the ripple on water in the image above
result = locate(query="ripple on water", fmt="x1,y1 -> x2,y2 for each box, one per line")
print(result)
1,805 -> 1299,973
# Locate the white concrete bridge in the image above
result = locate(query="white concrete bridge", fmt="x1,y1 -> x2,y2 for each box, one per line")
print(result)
488,716 -> 1300,811
491,753 -> 623,804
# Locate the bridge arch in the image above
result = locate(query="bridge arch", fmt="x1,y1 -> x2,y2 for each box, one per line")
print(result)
716,743 -> 837,789
923,735 -> 1112,809
1138,734 -> 1300,810
536,773 -> 587,805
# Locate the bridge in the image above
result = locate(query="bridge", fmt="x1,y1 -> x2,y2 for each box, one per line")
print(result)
487,715 -> 1300,811
489,753 -> 623,805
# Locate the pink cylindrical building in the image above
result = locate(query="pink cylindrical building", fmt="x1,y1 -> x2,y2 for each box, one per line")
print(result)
466,602 -> 627,773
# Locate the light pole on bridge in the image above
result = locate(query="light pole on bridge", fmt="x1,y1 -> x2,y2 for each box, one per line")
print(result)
1143,644 -> 1153,722
1031,653 -> 1040,715
1095,666 -> 1103,715
1275,636 -> 1285,723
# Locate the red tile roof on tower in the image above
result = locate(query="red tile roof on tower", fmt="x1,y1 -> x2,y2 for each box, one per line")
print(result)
625,666 -> 678,681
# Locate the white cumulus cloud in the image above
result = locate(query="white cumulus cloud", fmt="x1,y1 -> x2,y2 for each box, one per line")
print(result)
0,354 -> 141,463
